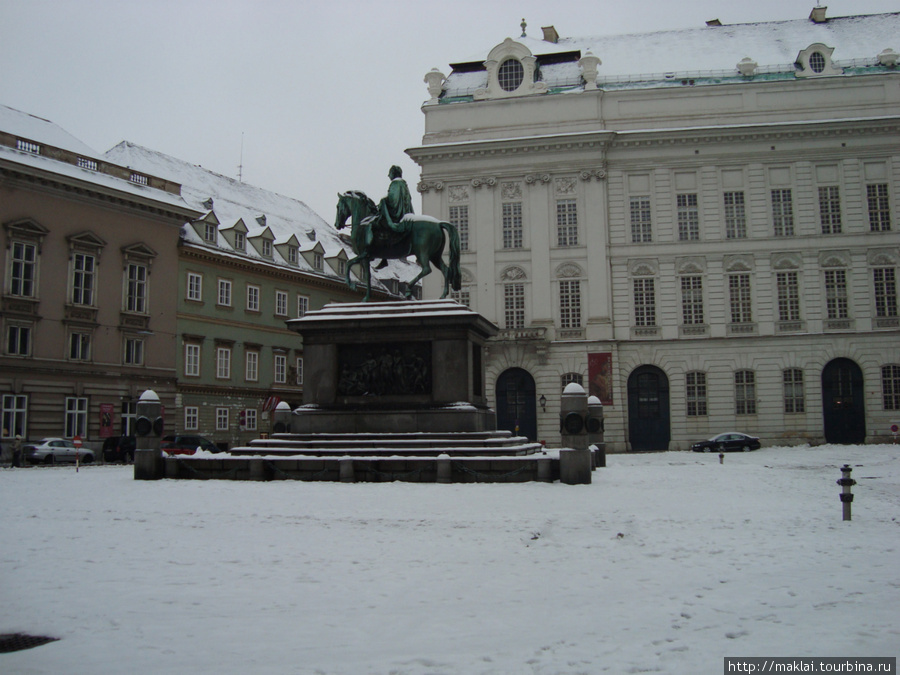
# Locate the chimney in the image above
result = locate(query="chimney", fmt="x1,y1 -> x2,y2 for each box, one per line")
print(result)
810,5 -> 827,23
542,25 -> 559,44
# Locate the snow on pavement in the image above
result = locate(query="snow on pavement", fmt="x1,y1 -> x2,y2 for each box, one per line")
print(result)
1,444 -> 898,674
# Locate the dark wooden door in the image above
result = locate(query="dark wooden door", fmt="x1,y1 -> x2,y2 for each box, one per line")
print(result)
496,368 -> 537,441
627,365 -> 670,451
822,358 -> 865,444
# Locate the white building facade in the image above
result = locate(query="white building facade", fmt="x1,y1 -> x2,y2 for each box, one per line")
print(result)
409,8 -> 900,450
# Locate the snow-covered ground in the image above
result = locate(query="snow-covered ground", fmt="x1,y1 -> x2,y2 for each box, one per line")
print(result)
2,444 -> 898,674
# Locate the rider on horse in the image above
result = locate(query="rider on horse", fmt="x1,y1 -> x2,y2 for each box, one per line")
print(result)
371,165 -> 414,268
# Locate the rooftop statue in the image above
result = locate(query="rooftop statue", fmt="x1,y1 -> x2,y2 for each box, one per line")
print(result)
335,166 -> 461,301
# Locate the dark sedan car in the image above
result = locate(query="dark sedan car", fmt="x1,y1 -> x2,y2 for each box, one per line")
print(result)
102,435 -> 136,463
692,432 -> 760,453
161,434 -> 220,455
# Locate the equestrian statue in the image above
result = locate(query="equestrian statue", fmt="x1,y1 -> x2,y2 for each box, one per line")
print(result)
335,165 -> 461,301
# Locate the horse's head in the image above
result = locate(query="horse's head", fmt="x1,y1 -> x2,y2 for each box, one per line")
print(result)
335,192 -> 350,230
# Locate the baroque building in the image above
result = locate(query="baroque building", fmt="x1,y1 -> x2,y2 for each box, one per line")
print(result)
410,8 -> 900,450
1,105 -> 411,451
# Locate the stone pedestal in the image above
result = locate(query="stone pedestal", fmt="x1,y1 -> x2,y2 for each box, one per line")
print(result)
286,300 -> 497,434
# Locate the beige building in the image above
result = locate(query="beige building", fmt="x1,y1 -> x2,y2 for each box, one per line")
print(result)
411,8 -> 900,450
0,105 -> 199,444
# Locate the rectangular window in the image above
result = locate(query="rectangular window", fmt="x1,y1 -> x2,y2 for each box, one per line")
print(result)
216,346 -> 231,379
124,337 -> 144,365
729,274 -> 752,324
313,252 -> 323,270
126,263 -> 147,313
69,332 -> 91,361
72,253 -> 95,305
218,279 -> 232,307
449,205 -> 469,251
7,324 -> 31,356
297,295 -> 309,317
234,232 -> 245,251
2,394 -> 28,438
185,343 -> 200,377
216,407 -> 229,431
64,396 -> 88,438
680,276 -> 704,325
504,283 -> 525,329
275,290 -> 288,316
676,193 -> 699,241
630,197 -> 652,243
633,278 -> 656,327
184,406 -> 199,431
288,246 -> 298,265
561,373 -> 583,389
450,290 -> 470,308
187,272 -> 202,301
204,223 -> 217,242
686,371 -> 707,416
245,351 -> 259,382
17,139 -> 40,154
818,186 -> 842,234
776,272 -> 800,322
559,279 -> 582,329
11,242 -> 37,297
783,368 -> 805,414
262,240 -> 272,257
867,184 -> 891,232
502,202 -> 523,249
296,357 -> 304,386
771,189 -> 794,237
274,354 -> 287,384
735,370 -> 757,415
874,268 -> 898,318
556,199 -> 578,247
246,285 -> 260,312
723,191 -> 746,239
883,364 -> 900,410
825,270 -> 848,319
243,408 -> 258,431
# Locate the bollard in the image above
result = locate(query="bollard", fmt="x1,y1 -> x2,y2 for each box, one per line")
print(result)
719,452 -> 724,464
340,458 -> 355,483
837,464 -> 856,521
436,454 -> 451,483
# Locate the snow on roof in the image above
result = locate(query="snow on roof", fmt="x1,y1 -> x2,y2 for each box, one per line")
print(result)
0,104 -> 99,157
444,12 -> 900,96
104,141 -> 416,286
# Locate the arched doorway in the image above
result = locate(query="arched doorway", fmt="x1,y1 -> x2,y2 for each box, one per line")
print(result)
822,358 -> 866,444
496,368 -> 537,441
627,365 -> 670,451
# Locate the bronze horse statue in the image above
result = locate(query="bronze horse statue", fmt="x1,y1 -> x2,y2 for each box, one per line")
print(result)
334,190 -> 461,301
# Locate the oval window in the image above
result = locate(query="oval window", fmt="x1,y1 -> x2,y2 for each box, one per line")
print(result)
498,58 -> 525,92
809,51 -> 826,73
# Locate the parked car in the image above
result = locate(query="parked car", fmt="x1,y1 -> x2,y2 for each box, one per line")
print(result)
692,432 -> 761,453
161,434 -> 220,455
102,435 -> 136,463
24,438 -> 95,465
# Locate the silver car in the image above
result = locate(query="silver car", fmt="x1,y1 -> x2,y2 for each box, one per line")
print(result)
24,438 -> 94,465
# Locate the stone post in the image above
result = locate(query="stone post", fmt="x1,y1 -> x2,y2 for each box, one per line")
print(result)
134,389 -> 164,480
272,401 -> 293,434
559,383 -> 591,485
587,395 -> 605,468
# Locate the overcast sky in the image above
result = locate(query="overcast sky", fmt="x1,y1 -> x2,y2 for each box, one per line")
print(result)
2,0 -> 897,221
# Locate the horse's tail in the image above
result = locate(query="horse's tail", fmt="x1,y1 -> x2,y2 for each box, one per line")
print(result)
441,221 -> 462,291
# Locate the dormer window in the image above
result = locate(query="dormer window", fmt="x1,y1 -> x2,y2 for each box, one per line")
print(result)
262,240 -> 272,257
796,43 -> 842,78
498,59 -> 525,91
234,232 -> 245,251
288,246 -> 298,264
314,252 -> 323,270
204,223 -> 217,243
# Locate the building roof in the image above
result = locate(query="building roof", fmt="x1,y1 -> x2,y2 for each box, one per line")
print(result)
0,104 -> 195,215
104,141 -> 415,288
442,11 -> 900,97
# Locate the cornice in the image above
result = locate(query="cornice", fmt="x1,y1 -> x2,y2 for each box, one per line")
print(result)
408,131 -> 613,164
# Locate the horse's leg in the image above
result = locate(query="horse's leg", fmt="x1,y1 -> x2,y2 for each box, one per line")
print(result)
405,252 -> 433,298
345,255 -> 362,291
363,259 -> 372,302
